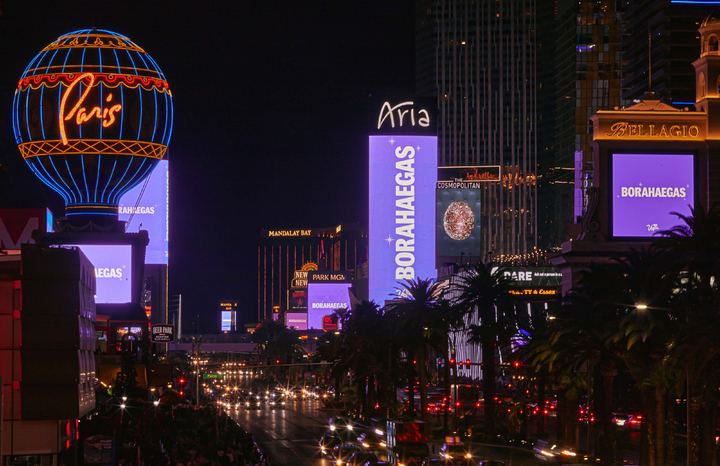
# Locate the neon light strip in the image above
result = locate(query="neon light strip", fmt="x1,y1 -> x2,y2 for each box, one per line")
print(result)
162,88 -> 169,144
19,73 -> 170,92
113,158 -> 148,203
100,156 -> 118,203
28,161 -> 68,203
151,87 -> 158,142
112,49 -> 122,74
145,55 -> 166,81
35,158 -> 69,203
45,48 -> 60,74
24,87 -> 31,142
107,157 -> 134,203
62,48 -> 72,73
64,158 -> 82,202
125,49 -> 138,75
30,49 -> 51,76
80,47 -> 87,73
98,47 -> 102,74
48,155 -> 75,203
94,145 -> 101,203
137,81 -> 143,141
81,154 -> 90,202
673,101 -> 695,105
12,90 -> 21,143
39,84 -> 46,140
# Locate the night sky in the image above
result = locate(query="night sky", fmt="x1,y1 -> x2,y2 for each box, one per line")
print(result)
0,0 -> 416,333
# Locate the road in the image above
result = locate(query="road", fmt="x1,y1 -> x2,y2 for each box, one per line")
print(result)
225,398 -> 570,466
226,397 -> 333,466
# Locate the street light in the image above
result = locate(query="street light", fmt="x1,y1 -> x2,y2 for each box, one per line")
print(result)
120,403 -> 126,409
153,400 -> 159,406
636,303 -> 648,310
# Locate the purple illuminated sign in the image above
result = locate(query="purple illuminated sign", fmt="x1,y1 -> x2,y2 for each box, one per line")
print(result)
119,160 -> 168,264
369,135 -> 437,303
67,244 -> 132,304
612,153 -> 694,237
286,313 -> 308,330
307,283 -> 351,330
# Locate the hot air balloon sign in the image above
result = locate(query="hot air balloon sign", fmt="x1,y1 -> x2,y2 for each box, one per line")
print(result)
13,29 -> 173,219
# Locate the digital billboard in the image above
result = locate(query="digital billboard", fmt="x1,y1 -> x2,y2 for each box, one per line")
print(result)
611,153 -> 694,237
369,135 -> 437,303
307,283 -> 351,330
436,170 -> 484,266
286,313 -> 308,330
221,311 -> 233,332
119,160 -> 169,264
66,244 -> 132,304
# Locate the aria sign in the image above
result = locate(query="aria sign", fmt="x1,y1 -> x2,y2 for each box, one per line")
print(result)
377,101 -> 430,130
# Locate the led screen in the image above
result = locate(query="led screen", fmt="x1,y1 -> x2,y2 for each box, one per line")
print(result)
119,160 -> 169,264
612,153 -> 694,237
221,311 -> 233,332
307,283 -> 351,330
369,135 -> 437,303
68,244 -> 132,304
286,313 -> 308,330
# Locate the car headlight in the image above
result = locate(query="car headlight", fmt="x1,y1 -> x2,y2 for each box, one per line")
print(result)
379,442 -> 386,447
375,429 -> 384,436
465,453 -> 472,458
561,450 -> 576,456
362,443 -> 370,448
347,425 -> 353,431
330,425 -> 336,431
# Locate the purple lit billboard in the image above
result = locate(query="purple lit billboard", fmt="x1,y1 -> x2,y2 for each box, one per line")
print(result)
612,153 -> 694,237
119,160 -> 168,264
67,244 -> 132,304
286,313 -> 308,330
307,283 -> 351,330
369,135 -> 437,303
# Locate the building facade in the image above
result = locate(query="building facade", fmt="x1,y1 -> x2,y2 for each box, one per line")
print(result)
257,223 -> 367,322
551,0 -> 626,245
622,0 -> 719,105
416,0 -> 556,257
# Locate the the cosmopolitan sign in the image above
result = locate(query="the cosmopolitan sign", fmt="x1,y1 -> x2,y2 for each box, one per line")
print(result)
369,135 -> 437,303
612,153 -> 694,237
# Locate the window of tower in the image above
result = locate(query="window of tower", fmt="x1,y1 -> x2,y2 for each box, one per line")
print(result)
709,35 -> 719,53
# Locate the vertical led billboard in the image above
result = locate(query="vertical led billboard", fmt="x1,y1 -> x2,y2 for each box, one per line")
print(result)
307,282 -> 351,330
369,135 -> 437,303
611,153 -> 694,237
66,245 -> 133,303
119,160 -> 169,264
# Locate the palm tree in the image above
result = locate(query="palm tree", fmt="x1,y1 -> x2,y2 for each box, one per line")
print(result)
453,262 -> 511,442
386,278 -> 445,422
656,204 -> 720,466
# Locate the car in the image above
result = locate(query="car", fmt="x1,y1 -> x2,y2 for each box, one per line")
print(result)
532,440 -> 578,462
612,412 -> 629,427
245,396 -> 260,409
346,451 -> 379,466
439,442 -> 473,464
267,396 -> 286,409
332,444 -> 363,465
357,432 -> 387,450
320,434 -> 342,457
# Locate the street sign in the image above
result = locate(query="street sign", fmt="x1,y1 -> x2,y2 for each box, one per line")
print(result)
202,373 -> 222,379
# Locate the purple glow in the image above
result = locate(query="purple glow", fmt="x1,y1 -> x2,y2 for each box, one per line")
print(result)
221,311 -> 232,331
286,313 -> 308,330
612,153 -> 694,237
119,160 -> 168,264
369,135 -> 437,303
307,283 -> 351,330
68,244 -> 132,303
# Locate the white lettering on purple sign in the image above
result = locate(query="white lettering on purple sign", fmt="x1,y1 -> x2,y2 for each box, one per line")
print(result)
395,145 -> 416,279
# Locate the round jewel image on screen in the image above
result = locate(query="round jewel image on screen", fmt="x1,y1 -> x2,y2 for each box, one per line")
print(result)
443,201 -> 475,241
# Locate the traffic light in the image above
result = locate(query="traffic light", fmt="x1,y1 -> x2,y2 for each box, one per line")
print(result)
514,361 -> 520,368
466,359 -> 471,366
276,359 -> 280,364
458,361 -> 463,368
450,358 -> 456,365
